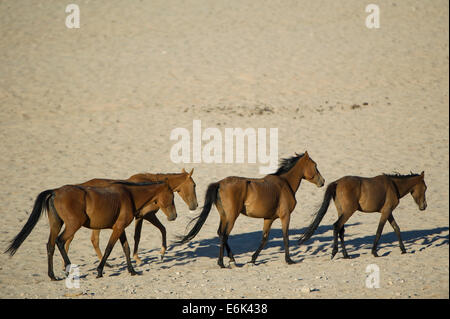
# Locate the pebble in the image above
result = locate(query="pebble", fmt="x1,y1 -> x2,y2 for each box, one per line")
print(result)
300,287 -> 311,293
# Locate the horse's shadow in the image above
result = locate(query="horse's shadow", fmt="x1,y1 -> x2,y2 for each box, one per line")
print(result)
82,225 -> 448,274
140,223 -> 343,265
150,224 -> 449,266
300,226 -> 449,258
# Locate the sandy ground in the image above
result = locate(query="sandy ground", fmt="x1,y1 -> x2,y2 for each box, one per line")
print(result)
0,0 -> 448,299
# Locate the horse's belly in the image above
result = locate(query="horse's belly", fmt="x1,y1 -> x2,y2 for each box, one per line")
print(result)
84,216 -> 117,229
244,201 -> 277,218
358,194 -> 384,212
84,207 -> 119,229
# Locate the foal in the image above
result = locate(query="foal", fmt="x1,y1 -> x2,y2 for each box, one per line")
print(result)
177,152 -> 324,267
298,172 -> 427,258
5,181 -> 176,280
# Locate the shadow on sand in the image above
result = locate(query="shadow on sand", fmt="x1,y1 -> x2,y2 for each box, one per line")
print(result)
134,224 -> 448,267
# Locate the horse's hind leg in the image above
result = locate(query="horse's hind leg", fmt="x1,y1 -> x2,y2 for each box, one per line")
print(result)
331,212 -> 352,260
119,231 -> 138,276
335,203 -> 350,259
217,221 -> 233,268
90,229 -> 112,267
56,223 -> 82,273
63,235 -> 74,270
47,210 -> 63,281
216,200 -> 236,267
250,218 -> 274,264
388,214 -> 406,254
338,226 -> 350,259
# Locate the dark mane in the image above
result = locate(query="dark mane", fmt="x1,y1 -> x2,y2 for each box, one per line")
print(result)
270,153 -> 304,176
113,180 -> 165,186
383,172 -> 420,179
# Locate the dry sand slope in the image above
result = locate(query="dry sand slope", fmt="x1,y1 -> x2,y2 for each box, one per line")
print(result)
0,0 -> 448,299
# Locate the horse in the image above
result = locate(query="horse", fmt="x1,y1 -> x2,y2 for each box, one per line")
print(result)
176,151 -> 325,267
63,168 -> 198,266
5,180 -> 177,280
298,172 -> 427,258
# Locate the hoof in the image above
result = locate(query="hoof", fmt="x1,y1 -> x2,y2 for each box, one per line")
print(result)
286,259 -> 296,265
372,252 -> 379,257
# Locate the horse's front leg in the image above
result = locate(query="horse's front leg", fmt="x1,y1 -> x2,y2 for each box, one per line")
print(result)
388,214 -> 406,254
142,212 -> 167,261
280,213 -> 295,264
372,210 -> 390,257
250,218 -> 274,264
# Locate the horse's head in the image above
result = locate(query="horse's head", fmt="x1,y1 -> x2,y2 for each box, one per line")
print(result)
411,171 -> 427,211
301,151 -> 325,187
155,181 -> 177,221
175,168 -> 198,211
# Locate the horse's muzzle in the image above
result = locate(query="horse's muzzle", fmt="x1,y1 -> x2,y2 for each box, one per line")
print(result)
316,178 -> 325,188
189,201 -> 198,211
167,213 -> 177,221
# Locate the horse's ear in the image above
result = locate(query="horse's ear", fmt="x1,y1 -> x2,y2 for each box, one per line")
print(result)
420,171 -> 425,178
181,168 -> 187,174
304,151 -> 309,159
189,168 -> 194,177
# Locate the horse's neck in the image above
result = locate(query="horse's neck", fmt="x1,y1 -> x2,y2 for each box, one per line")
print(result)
281,162 -> 304,193
147,173 -> 186,189
166,173 -> 187,189
127,185 -> 161,210
391,176 -> 420,198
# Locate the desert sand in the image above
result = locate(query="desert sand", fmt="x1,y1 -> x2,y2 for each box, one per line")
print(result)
0,0 -> 448,299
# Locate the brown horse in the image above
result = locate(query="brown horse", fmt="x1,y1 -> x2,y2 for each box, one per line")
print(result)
5,180 -> 176,280
298,172 -> 427,258
63,168 -> 198,265
177,152 -> 324,267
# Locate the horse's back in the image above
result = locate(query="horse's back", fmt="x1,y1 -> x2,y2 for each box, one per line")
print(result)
336,175 -> 391,212
79,178 -> 116,187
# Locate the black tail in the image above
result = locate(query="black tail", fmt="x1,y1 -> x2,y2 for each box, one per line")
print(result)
175,182 -> 220,244
298,182 -> 337,245
5,189 -> 54,256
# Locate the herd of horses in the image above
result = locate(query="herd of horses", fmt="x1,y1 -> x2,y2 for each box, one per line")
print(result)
5,152 -> 428,281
